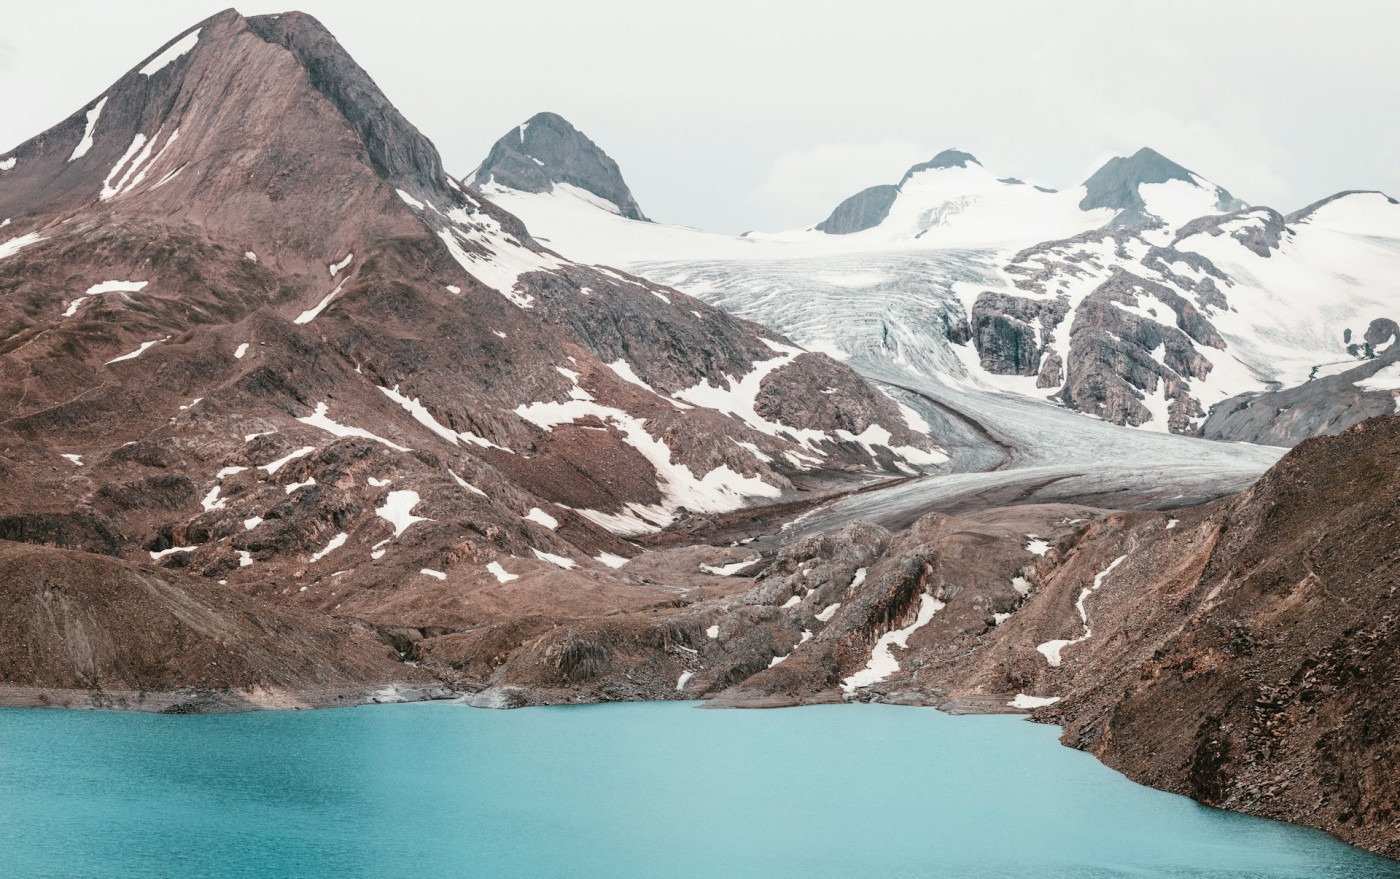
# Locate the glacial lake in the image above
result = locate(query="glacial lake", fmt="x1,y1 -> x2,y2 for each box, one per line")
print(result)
1,701 -> 1396,878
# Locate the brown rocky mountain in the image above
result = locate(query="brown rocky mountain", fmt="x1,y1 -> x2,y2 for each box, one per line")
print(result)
0,9 -> 941,701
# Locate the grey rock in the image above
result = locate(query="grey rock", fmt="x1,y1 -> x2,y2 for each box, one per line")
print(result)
1080,147 -> 1244,228
815,185 -> 899,235
469,111 -> 647,221
1201,345 -> 1400,446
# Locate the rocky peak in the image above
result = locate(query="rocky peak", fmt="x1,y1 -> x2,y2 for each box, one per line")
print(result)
1080,147 -> 1244,228
815,149 -> 984,236
899,148 -> 982,184
469,112 -> 648,221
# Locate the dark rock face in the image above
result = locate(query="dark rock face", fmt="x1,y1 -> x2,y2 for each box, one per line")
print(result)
469,111 -> 647,220
970,292 -> 1068,377
1201,347 -> 1400,446
1057,269 -> 1220,431
1079,147 -> 1244,227
1174,207 -> 1288,258
970,226 -> 1245,433
900,149 -> 981,182
814,184 -> 898,235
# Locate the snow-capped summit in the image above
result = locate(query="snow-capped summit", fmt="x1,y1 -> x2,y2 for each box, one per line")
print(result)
470,112 -> 648,221
807,148 -> 1112,247
1080,147 -> 1245,229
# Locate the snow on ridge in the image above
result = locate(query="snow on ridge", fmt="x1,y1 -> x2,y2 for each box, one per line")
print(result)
531,548 -> 577,569
841,592 -> 945,692
259,446 -> 314,475
100,127 -> 179,201
297,401 -> 410,452
309,532 -> 348,563
294,282 -> 344,324
449,469 -> 487,497
515,393 -> 781,533
1036,554 -> 1128,667
139,28 -> 201,77
64,280 -> 149,318
379,385 -> 512,452
105,336 -> 170,364
0,233 -> 45,262
68,97 -> 108,162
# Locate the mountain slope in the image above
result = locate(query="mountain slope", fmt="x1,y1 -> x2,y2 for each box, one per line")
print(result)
0,10 -> 943,649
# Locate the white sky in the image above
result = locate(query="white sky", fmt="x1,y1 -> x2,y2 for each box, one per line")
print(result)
2,1 -> 1397,233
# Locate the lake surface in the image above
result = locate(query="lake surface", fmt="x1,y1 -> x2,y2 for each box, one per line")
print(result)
0,701 -> 1395,878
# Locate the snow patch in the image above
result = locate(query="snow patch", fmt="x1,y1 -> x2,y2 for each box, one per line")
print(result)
68,97 -> 108,161
60,454 -> 83,466
487,561 -> 519,583
139,29 -> 200,76
595,552 -> 628,569
64,280 -> 148,317
298,402 -> 410,451
1009,694 -> 1061,709
293,282 -> 344,324
309,533 -> 347,563
706,625 -> 720,639
234,342 -> 249,359
523,507 -> 559,529
676,671 -> 694,691
0,232 -> 44,262
815,602 -> 841,622
149,546 -> 196,560
841,593 -> 944,692
699,558 -> 758,576
105,336 -> 169,364
1036,554 -> 1128,667
1025,537 -> 1050,556
260,446 -> 314,475
379,385 -> 511,451
377,490 -> 427,538
420,568 -> 447,581
531,548 -> 577,569
328,253 -> 353,277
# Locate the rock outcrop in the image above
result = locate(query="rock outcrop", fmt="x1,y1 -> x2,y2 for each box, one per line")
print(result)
469,111 -> 648,220
1079,146 -> 1245,227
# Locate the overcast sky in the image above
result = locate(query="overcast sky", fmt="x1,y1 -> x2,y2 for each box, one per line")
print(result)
2,1 -> 1397,233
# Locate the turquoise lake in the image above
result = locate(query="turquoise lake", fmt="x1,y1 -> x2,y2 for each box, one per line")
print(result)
1,701 -> 1396,878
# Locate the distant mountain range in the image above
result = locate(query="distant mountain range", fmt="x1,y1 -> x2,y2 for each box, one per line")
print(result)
474,114 -> 1400,443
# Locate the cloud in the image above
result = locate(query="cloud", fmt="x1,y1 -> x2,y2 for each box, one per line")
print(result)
746,140 -> 930,230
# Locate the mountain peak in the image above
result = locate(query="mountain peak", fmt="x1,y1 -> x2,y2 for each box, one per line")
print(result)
899,149 -> 982,184
469,112 -> 648,221
1080,146 -> 1244,227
